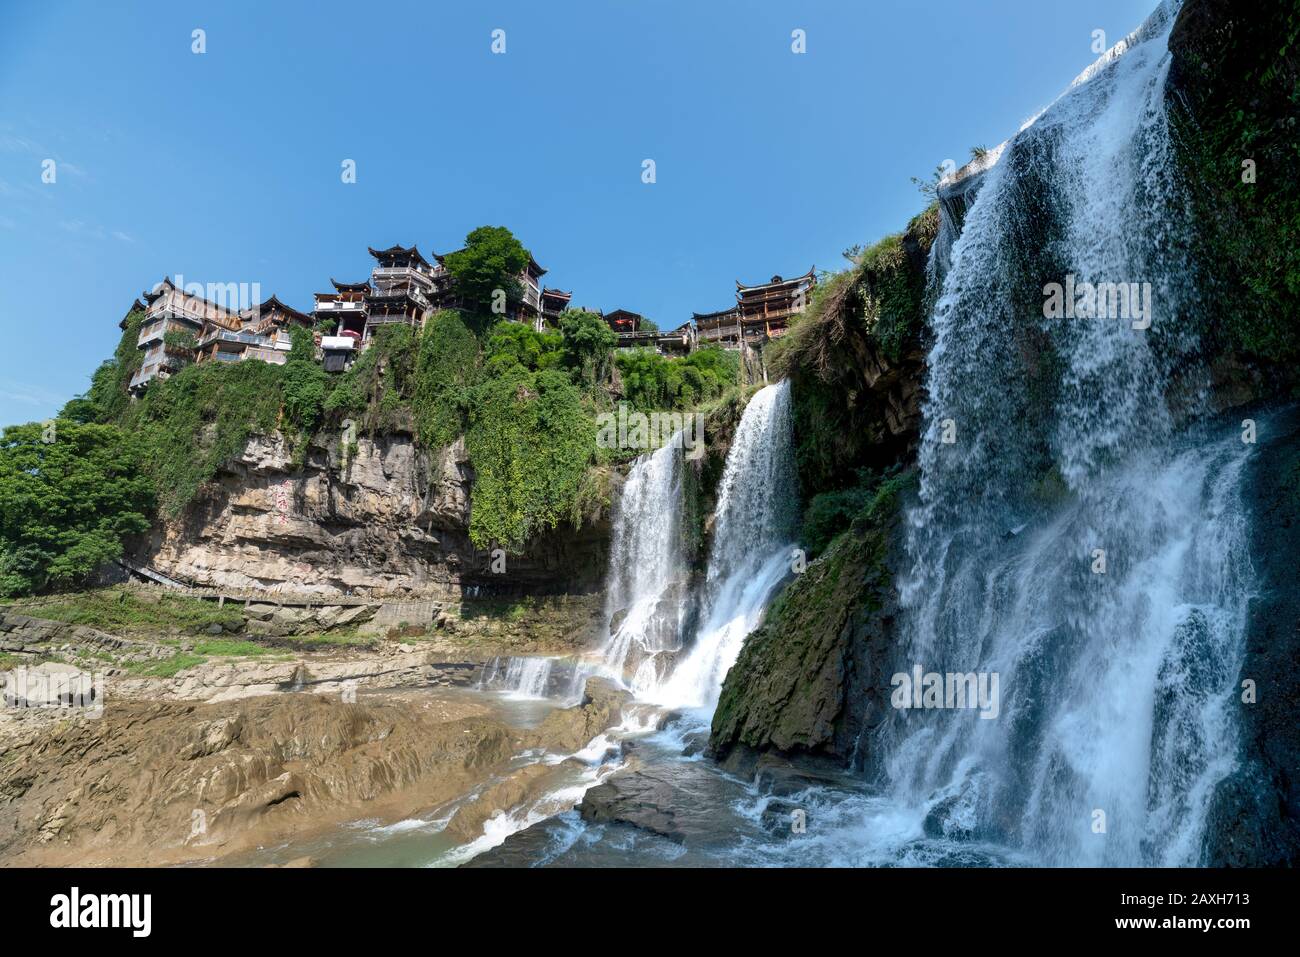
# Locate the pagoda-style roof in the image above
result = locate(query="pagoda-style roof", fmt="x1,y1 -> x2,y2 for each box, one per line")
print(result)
692,306 -> 739,322
247,295 -> 313,325
142,277 -> 175,304
119,297 -> 147,329
331,278 -> 371,292
368,244 -> 430,269
541,287 -> 572,300
736,267 -> 816,293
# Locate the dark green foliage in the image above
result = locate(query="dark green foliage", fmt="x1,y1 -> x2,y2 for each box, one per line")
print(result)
412,310 -> 481,449
802,468 -> 916,559
125,360 -> 285,516
465,364 -> 597,551
482,320 -> 563,376
281,327 -> 328,443
1169,1 -> 1300,365
61,310 -> 144,424
0,421 -> 153,596
442,225 -> 531,317
321,324 -> 415,434
614,346 -> 738,412
558,309 -> 617,391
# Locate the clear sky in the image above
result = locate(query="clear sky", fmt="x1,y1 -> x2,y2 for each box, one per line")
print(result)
0,0 -> 1156,427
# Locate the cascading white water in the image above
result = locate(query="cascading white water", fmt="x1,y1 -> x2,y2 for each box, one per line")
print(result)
650,380 -> 798,710
879,0 -> 1255,865
574,432 -> 688,697
480,655 -> 554,699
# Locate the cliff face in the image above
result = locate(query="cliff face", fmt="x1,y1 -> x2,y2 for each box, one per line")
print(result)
140,430 -> 609,599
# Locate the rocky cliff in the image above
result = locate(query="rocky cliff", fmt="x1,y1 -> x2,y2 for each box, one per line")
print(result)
138,430 -> 610,600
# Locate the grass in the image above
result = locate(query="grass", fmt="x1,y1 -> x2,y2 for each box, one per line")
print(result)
122,653 -> 208,678
6,587 -> 243,636
0,652 -> 26,669
192,639 -> 277,657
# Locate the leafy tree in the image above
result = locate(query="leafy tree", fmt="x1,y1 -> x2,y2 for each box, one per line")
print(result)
442,225 -> 531,318
482,320 -> 562,376
558,309 -> 617,390
0,420 -> 154,596
614,345 -> 737,411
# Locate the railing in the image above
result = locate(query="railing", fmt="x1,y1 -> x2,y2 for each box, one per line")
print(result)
372,266 -> 432,280
698,325 -> 741,340
314,300 -> 366,312
137,318 -> 199,346
197,328 -> 270,348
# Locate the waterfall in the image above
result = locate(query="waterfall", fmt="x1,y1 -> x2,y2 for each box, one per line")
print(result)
650,380 -> 798,710
480,656 -> 555,699
879,0 -> 1255,865
576,432 -> 689,697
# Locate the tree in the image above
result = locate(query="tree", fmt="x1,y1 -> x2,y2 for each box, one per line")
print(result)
558,309 -> 617,390
442,225 -> 531,318
0,421 -> 154,596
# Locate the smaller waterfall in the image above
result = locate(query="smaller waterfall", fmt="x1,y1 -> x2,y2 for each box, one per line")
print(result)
480,656 -> 555,699
650,380 -> 799,710
569,432 -> 689,697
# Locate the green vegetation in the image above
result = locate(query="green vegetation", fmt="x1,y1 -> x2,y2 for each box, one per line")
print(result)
441,225 -> 531,319
466,364 -> 598,550
1172,3 -> 1300,366
6,587 -> 244,634
62,310 -> 144,426
802,468 -> 916,559
124,359 -> 286,517
412,310 -> 481,448
123,653 -> 207,678
614,346 -> 738,412
0,422 -> 153,597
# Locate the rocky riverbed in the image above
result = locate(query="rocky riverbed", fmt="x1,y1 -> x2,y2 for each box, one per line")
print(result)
0,599 -> 634,868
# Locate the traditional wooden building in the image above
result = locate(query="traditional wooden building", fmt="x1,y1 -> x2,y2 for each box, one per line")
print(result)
540,287 -> 572,327
692,306 -> 741,349
314,279 -> 369,336
604,309 -> 696,355
735,268 -> 815,342
196,295 -> 314,367
130,278 -> 240,393
365,244 -> 438,340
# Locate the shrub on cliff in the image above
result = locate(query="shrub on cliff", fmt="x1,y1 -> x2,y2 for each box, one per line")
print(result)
412,310 -> 482,449
1170,0 -> 1300,367
615,346 -> 738,412
0,421 -> 153,596
465,364 -> 597,552
125,360 -> 285,517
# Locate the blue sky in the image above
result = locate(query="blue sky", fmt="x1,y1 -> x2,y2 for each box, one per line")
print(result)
0,0 -> 1154,427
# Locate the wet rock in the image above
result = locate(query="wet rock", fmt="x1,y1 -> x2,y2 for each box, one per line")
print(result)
709,488 -> 909,771
1203,406 -> 1300,865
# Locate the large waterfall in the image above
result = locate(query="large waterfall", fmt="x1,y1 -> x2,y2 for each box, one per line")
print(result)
583,381 -> 798,710
650,380 -> 798,710
877,0 -> 1255,866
